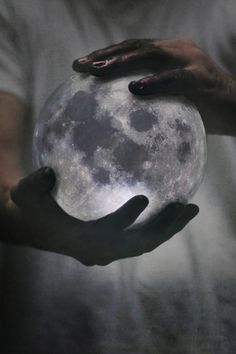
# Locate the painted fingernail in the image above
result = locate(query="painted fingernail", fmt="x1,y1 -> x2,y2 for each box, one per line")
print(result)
129,81 -> 146,91
92,60 -> 107,68
72,60 -> 81,71
129,81 -> 137,88
72,57 -> 90,71
78,56 -> 89,63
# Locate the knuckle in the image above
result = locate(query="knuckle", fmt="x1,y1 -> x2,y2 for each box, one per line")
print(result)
88,52 -> 98,61
175,38 -> 197,49
182,38 -> 196,46
184,66 -> 194,75
122,38 -> 138,45
143,46 -> 158,59
119,53 -> 129,63
122,38 -> 150,49
180,41 -> 206,63
89,48 -> 102,58
151,39 -> 162,47
152,41 -> 165,52
181,67 -> 197,84
190,46 -> 206,60
152,45 -> 169,59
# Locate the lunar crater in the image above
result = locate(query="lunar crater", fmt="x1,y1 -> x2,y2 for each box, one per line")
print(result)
175,118 -> 191,133
130,109 -> 157,132
177,141 -> 192,163
33,74 -> 207,223
93,167 -> 110,185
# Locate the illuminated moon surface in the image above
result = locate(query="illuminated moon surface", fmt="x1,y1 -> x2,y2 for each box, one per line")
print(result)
33,74 -> 207,225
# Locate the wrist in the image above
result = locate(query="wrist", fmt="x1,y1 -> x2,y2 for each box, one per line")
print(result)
195,65 -> 236,135
212,67 -> 236,104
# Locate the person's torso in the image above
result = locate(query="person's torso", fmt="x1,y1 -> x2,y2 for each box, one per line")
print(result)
2,1 -> 236,353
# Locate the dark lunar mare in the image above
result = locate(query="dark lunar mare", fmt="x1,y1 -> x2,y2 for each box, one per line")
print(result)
130,109 -> 157,132
65,90 -> 154,184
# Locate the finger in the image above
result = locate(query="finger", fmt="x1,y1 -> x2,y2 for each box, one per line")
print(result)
139,203 -> 199,253
143,202 -> 187,236
10,168 -> 84,251
116,203 -> 198,259
128,68 -> 196,96
143,203 -> 199,238
172,203 -> 199,234
10,167 -> 71,224
94,195 -> 149,232
10,167 -> 56,207
72,39 -> 151,72
114,203 -> 184,258
78,48 -> 159,76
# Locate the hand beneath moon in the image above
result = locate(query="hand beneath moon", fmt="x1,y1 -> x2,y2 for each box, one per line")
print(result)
73,38 -> 236,135
5,167 -> 198,266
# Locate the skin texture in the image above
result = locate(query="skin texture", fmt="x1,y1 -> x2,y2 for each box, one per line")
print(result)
73,38 -> 236,135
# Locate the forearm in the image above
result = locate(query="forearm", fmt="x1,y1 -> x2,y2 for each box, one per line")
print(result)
0,92 -> 26,174
196,67 -> 236,136
0,91 -> 26,207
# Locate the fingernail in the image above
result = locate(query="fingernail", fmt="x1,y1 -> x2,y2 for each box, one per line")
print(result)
135,195 -> 149,206
129,81 -> 146,91
78,56 -> 89,63
72,58 -> 89,71
92,60 -> 107,68
129,81 -> 137,88
72,59 -> 80,71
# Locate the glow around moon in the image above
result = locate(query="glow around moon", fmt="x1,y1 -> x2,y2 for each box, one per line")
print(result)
33,74 -> 207,224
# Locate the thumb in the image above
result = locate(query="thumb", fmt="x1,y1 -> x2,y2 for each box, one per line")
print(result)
10,167 -> 83,227
128,68 -> 196,96
10,167 -> 73,234
10,167 -> 56,208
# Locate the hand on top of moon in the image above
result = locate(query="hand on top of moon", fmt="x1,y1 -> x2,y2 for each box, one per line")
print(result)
9,167 -> 198,266
72,38 -> 222,97
73,39 -> 236,108
73,38 -> 236,135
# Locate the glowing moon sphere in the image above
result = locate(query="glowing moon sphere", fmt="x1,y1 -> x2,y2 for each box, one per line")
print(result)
33,74 -> 207,224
